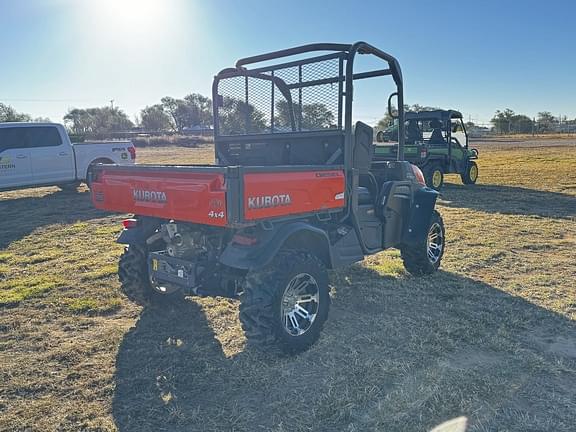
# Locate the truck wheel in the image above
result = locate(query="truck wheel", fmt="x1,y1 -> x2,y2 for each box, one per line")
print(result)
424,164 -> 444,191
401,210 -> 445,275
239,250 -> 330,354
461,161 -> 478,185
118,245 -> 183,306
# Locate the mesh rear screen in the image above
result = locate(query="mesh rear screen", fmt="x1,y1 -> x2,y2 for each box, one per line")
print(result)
216,55 -> 342,136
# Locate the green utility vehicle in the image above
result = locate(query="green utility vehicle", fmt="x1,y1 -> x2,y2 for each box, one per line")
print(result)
374,110 -> 479,190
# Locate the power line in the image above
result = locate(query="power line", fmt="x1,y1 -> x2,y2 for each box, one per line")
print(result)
0,98 -> 104,103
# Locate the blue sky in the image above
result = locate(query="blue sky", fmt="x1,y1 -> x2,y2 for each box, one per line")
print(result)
1,0 -> 575,126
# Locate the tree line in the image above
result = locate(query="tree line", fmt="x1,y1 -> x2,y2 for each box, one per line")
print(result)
0,94 -> 214,136
2,98 -> 575,136
1,93 -> 336,136
375,106 -> 576,135
489,109 -> 575,134
0,103 -> 50,123
63,94 -> 214,135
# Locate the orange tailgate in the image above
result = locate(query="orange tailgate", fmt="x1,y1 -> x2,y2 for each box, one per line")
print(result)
91,167 -> 228,226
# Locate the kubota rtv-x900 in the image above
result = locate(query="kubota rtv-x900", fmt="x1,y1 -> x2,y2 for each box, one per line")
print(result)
91,42 -> 445,354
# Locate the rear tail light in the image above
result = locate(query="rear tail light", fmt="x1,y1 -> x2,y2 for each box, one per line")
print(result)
232,234 -> 258,246
128,146 -> 136,160
122,218 -> 139,229
411,164 -> 426,186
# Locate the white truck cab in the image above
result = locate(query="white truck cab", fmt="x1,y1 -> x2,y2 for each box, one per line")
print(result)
0,122 -> 135,191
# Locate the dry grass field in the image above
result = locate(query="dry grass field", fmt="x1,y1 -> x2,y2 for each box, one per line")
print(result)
1,139 -> 575,431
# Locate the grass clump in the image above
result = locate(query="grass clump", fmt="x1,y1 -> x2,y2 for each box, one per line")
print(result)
19,249 -> 63,264
0,275 -> 65,306
0,252 -> 12,263
80,264 -> 118,281
64,296 -> 122,314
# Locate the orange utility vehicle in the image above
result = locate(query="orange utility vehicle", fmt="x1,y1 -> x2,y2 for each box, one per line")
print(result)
91,42 -> 445,354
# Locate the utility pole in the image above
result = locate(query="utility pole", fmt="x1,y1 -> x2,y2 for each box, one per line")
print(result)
110,99 -> 115,110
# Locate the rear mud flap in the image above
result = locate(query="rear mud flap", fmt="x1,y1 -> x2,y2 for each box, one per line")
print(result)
401,188 -> 439,245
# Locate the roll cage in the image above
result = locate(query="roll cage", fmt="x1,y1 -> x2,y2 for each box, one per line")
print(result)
212,42 -> 406,164
405,110 -> 469,149
405,110 -> 463,123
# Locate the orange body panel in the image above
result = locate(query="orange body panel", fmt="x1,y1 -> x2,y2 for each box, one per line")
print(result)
91,166 -> 346,226
243,170 -> 345,220
91,168 -> 228,226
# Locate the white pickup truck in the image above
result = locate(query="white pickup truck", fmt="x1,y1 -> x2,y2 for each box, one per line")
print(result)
0,122 -> 135,191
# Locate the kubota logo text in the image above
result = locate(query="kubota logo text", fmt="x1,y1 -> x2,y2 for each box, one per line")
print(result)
133,189 -> 167,203
248,194 -> 292,209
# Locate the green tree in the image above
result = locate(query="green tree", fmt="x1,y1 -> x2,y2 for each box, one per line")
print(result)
491,109 -> 515,134
219,98 -> 267,135
140,104 -> 172,132
510,114 -> 533,133
33,116 -> 51,122
184,93 -> 213,127
274,100 -> 335,130
376,114 -> 394,131
0,103 -> 32,122
375,104 -> 403,131
160,93 -> 213,132
64,106 -> 133,135
375,104 -> 440,131
537,111 -> 556,132
160,97 -> 188,132
301,103 -> 335,129
491,110 -> 537,134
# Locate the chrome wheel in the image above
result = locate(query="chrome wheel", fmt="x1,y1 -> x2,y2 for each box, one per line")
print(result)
427,222 -> 444,264
281,273 -> 320,336
469,164 -> 478,181
432,170 -> 443,188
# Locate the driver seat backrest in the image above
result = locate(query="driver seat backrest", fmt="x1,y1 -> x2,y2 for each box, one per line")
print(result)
353,121 -> 374,174
406,121 -> 423,144
429,125 -> 445,144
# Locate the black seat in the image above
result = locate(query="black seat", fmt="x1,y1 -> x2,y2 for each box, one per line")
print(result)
357,186 -> 372,205
406,120 -> 423,144
429,119 -> 445,145
353,122 -> 375,173
354,122 -> 377,206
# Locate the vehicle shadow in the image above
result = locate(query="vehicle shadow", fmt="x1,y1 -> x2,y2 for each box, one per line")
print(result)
441,183 -> 576,219
0,188 -> 109,249
112,266 -> 576,432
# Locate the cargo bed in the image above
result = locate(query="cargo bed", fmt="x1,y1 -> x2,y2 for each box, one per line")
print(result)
90,164 -> 345,227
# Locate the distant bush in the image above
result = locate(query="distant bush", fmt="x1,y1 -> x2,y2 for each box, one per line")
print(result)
131,134 -> 213,148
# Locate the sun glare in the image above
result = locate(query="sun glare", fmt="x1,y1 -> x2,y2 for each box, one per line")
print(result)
87,0 -> 181,36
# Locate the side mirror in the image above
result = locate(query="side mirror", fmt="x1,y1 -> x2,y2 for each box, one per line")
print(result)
387,92 -> 399,119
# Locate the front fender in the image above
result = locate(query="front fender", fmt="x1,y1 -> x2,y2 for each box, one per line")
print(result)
219,222 -> 332,270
